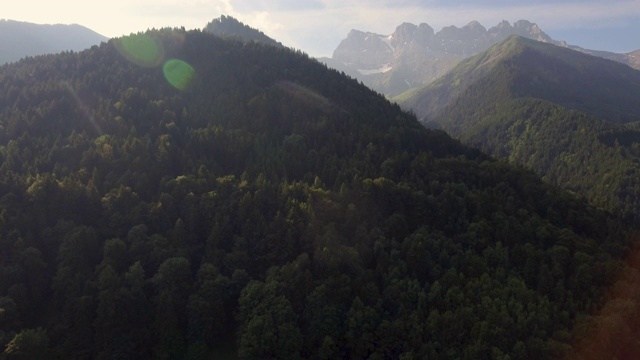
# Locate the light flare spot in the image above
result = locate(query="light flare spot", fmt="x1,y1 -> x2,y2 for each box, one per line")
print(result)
163,59 -> 195,91
62,82 -> 103,135
115,33 -> 165,68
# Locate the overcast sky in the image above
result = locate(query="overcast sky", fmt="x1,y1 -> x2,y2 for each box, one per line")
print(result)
4,0 -> 640,56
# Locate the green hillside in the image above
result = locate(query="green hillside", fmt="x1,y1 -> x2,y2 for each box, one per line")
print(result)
0,29 -> 636,359
398,36 -> 640,124
398,35 -> 640,222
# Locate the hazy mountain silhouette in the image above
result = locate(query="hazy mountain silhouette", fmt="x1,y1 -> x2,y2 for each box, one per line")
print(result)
321,20 -> 640,96
0,19 -> 108,64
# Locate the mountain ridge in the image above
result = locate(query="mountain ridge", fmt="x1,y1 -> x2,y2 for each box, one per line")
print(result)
320,19 -> 639,96
203,15 -> 282,47
0,19 -> 108,64
399,35 -> 640,126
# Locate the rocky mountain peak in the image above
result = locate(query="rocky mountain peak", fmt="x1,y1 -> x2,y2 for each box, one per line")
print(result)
332,29 -> 393,68
346,29 -> 366,38
488,20 -> 514,38
512,20 -> 559,45
413,23 -> 436,46
322,19 -> 638,97
495,20 -> 512,29
417,23 -> 435,36
465,20 -> 487,33
393,22 -> 418,45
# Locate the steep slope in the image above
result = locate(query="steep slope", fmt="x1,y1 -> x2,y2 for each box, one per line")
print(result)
322,20 -> 639,97
398,35 -> 640,221
0,29 -> 635,359
0,19 -> 108,64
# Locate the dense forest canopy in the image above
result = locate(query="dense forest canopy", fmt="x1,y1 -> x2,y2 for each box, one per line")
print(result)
0,29 -> 637,359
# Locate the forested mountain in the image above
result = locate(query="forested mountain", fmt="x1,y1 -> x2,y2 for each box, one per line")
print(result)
320,20 -> 640,97
0,19 -> 107,64
397,35 -> 640,223
203,15 -> 282,47
0,28 -> 637,359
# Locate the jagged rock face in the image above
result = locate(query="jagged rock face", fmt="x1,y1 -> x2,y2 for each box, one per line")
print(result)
511,20 -> 565,45
413,23 -> 435,46
332,29 -> 394,68
326,19 -> 565,96
333,20 -> 524,65
433,21 -> 491,55
321,19 -> 638,97
392,22 -> 418,47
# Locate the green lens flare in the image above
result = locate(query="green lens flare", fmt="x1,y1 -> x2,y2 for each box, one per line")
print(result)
163,59 -> 195,90
115,33 -> 165,67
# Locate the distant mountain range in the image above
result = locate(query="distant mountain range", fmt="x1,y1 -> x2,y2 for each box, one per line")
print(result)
319,20 -> 640,96
397,35 -> 640,221
0,19 -> 108,64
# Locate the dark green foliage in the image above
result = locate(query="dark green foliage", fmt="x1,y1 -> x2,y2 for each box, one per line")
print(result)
237,281 -> 302,359
0,29 -> 635,359
398,35 -> 640,223
204,15 -> 282,48
3,327 -> 49,360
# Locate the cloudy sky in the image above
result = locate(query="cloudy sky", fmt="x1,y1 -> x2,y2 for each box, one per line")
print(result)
4,0 -> 640,56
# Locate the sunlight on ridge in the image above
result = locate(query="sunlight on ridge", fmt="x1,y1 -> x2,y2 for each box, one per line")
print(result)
62,81 -> 103,135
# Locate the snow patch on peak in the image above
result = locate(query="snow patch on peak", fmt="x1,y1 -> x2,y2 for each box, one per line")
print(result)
358,64 -> 393,75
381,34 -> 395,52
